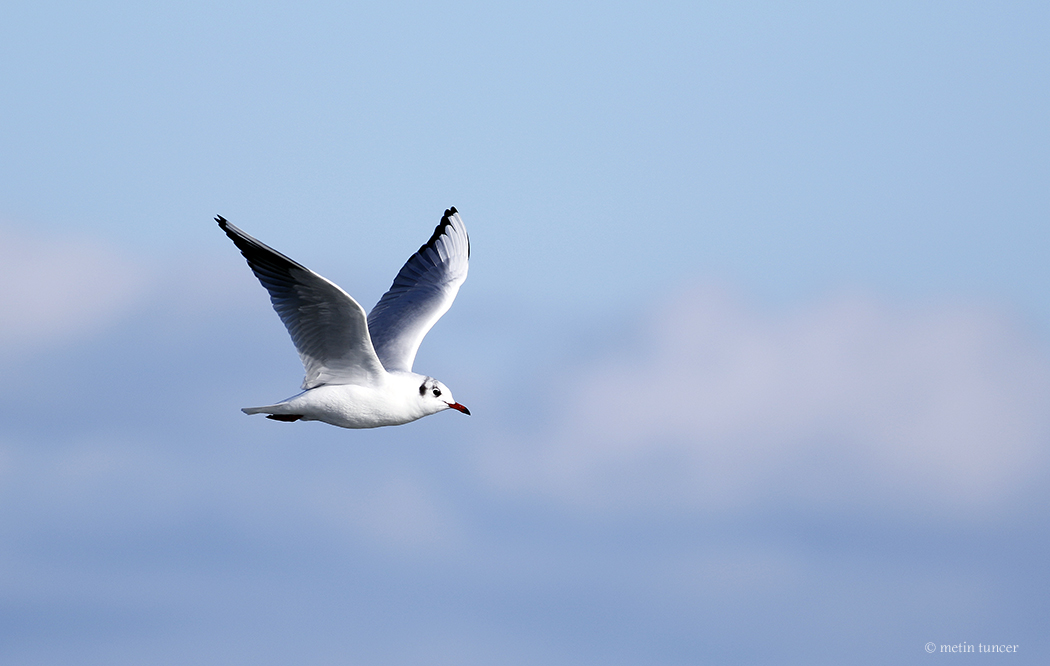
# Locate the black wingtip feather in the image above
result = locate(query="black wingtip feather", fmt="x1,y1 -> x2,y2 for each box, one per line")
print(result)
266,414 -> 303,422
216,215 -> 312,274
417,206 -> 469,258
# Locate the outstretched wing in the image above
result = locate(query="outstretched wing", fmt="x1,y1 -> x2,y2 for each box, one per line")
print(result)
367,207 -> 469,372
217,216 -> 387,389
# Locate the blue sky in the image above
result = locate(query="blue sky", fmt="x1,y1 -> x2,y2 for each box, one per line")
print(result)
1,1 -> 1048,664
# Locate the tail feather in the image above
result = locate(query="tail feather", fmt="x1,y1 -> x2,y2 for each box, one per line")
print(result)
242,404 -> 304,423
242,405 -> 278,415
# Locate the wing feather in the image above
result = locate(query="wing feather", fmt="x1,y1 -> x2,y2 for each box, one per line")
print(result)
367,207 -> 469,372
217,216 -> 386,389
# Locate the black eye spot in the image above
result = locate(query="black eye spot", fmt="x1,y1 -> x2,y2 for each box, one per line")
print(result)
419,383 -> 427,397
433,388 -> 442,397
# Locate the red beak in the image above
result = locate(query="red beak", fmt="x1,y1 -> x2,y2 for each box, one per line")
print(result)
448,402 -> 471,415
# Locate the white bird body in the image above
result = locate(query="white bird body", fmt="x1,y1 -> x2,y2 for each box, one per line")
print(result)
219,207 -> 471,429
243,372 -> 450,429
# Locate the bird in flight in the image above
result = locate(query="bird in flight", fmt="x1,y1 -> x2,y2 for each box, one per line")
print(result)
217,207 -> 471,428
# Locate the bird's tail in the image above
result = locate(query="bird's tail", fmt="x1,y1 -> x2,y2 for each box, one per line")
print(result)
242,404 -> 304,422
242,404 -> 277,415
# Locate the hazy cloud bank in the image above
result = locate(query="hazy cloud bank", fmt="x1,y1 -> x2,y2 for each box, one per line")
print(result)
483,286 -> 1050,519
0,225 -> 147,351
2,243 -> 1047,664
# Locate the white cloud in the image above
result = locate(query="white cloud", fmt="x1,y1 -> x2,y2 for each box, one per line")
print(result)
0,225 -> 147,350
482,287 -> 1050,518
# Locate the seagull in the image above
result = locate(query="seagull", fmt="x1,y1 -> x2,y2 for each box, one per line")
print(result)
217,207 -> 471,429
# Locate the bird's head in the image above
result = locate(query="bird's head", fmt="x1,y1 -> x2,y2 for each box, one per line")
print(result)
418,377 -> 470,416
